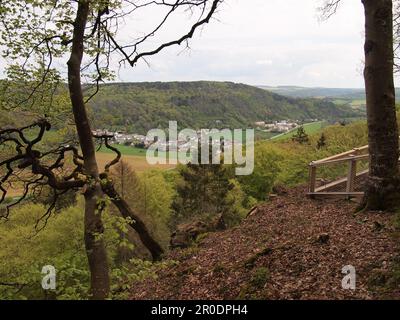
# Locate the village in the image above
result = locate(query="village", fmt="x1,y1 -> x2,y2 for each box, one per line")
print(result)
92,128 -> 243,153
254,119 -> 319,133
92,119 -> 321,153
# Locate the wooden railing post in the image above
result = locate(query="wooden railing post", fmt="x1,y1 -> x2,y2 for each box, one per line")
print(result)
309,164 -> 317,194
346,158 -> 357,193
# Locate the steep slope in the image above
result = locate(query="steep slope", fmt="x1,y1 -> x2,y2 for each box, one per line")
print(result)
88,81 -> 362,134
130,187 -> 399,300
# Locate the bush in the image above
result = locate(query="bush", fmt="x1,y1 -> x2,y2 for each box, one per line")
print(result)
238,144 -> 282,200
0,199 -> 162,300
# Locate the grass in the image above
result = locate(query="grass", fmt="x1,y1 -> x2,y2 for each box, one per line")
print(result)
332,99 -> 350,106
98,144 -> 149,156
255,130 -> 278,141
331,98 -> 366,110
350,99 -> 366,108
98,144 -> 189,160
270,121 -> 326,141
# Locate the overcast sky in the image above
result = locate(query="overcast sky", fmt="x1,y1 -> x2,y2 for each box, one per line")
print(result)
114,0 -> 367,88
0,0 -> 375,88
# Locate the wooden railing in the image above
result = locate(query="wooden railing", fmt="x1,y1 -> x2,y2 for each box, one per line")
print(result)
308,145 -> 369,198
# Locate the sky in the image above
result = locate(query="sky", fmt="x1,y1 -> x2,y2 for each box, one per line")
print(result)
0,0 -> 371,88
113,0 -> 367,88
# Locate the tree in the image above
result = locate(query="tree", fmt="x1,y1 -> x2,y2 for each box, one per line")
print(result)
362,0 -> 400,210
171,161 -> 235,228
321,0 -> 400,210
292,125 -> 309,144
316,133 -> 327,149
238,144 -> 282,201
0,0 -> 222,299
110,162 -> 175,260
109,160 -> 142,263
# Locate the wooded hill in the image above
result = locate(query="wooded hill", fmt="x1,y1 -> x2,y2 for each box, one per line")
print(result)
87,81 -> 363,134
259,85 -> 400,100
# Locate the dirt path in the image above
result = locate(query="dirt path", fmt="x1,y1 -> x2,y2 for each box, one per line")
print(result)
130,187 -> 400,300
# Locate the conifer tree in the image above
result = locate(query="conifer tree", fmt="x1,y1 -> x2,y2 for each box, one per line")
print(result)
292,126 -> 309,144
316,133 -> 327,149
171,146 -> 234,227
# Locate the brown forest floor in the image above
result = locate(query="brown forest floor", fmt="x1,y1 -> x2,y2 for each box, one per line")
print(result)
130,187 -> 400,300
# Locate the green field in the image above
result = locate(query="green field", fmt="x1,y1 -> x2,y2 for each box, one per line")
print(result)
255,130 -> 277,140
349,99 -> 366,109
98,144 -> 184,158
99,144 -> 148,156
332,99 -> 350,105
270,121 -> 326,141
331,98 -> 366,110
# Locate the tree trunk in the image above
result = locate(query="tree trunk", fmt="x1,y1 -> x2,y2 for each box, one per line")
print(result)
67,2 -> 110,299
101,178 -> 164,261
361,0 -> 400,210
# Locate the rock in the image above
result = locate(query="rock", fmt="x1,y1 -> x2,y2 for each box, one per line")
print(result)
372,221 -> 384,231
316,233 -> 330,244
170,221 -> 208,248
368,268 -> 390,287
170,215 -> 226,249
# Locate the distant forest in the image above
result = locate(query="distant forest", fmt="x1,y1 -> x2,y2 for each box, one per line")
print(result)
259,85 -> 400,100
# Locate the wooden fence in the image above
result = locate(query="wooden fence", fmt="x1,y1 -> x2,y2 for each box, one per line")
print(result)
308,145 -> 369,198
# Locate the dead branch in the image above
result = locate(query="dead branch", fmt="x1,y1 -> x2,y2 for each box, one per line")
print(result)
0,120 -> 85,221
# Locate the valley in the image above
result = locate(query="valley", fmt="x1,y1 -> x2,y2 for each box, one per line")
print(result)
87,81 -> 363,136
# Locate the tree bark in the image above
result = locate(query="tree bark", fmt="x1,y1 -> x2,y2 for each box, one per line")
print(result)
101,178 -> 164,261
67,1 -> 110,299
361,0 -> 400,210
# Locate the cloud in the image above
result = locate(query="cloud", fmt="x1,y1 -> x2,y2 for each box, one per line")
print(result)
0,0 -> 389,88
115,0 -> 367,87
256,60 -> 273,66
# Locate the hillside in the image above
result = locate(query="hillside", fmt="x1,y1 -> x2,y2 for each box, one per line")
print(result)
87,81 -> 362,134
130,187 -> 400,300
259,85 -> 400,101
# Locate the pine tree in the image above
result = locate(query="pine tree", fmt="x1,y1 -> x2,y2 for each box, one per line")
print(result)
171,158 -> 235,228
316,133 -> 327,149
292,125 -> 309,144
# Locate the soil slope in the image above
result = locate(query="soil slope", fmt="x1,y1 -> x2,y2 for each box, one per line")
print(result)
131,187 -> 399,300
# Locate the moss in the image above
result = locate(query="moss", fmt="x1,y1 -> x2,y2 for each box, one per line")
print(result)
393,212 -> 400,230
179,246 -> 200,259
179,265 -> 197,276
195,232 -> 210,244
368,269 -> 391,288
237,267 -> 270,300
244,247 -> 273,269
249,267 -> 270,289
217,285 -> 230,296
213,263 -> 227,274
368,255 -> 400,298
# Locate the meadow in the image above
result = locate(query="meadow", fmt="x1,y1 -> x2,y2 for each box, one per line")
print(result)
96,152 -> 175,172
270,121 -> 326,141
